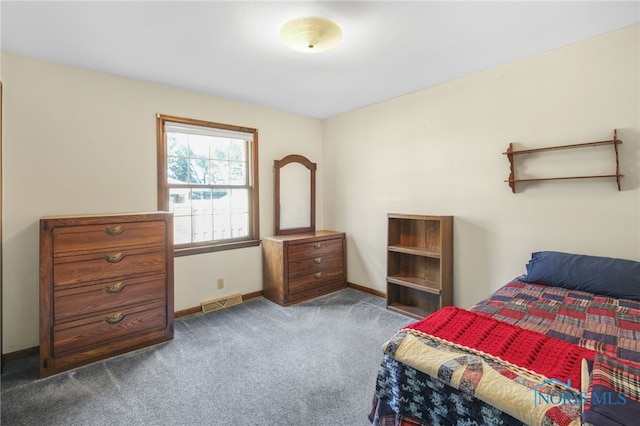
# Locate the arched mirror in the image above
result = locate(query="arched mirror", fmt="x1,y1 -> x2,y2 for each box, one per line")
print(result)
274,154 -> 316,235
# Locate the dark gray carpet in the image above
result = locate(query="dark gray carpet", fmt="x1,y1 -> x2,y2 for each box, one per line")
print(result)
1,288 -> 412,425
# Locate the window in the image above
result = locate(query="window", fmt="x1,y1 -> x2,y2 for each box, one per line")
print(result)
157,114 -> 260,256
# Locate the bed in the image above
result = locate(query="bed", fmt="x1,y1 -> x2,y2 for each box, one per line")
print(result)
369,251 -> 640,426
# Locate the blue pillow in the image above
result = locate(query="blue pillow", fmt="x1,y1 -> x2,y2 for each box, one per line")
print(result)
520,251 -> 640,301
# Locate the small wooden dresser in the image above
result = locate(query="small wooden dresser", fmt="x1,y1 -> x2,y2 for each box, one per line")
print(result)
39,212 -> 174,378
262,231 -> 346,306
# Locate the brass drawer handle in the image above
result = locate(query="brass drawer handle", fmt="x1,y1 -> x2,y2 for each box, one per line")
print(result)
314,243 -> 322,249
314,257 -> 322,264
105,312 -> 124,324
105,282 -> 123,293
314,272 -> 322,279
105,225 -> 124,236
105,252 -> 124,263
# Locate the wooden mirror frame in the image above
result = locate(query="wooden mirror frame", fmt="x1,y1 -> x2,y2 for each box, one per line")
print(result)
274,154 -> 316,235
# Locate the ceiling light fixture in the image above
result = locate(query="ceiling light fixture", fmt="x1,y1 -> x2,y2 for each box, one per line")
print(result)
279,17 -> 342,53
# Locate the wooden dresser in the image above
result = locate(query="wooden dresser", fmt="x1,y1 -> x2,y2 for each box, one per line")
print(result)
262,231 -> 346,306
39,212 -> 174,378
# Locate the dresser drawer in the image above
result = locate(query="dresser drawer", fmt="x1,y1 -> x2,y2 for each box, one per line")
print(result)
287,237 -> 343,259
288,252 -> 343,280
289,267 -> 345,295
53,247 -> 166,287
54,274 -> 166,323
53,221 -> 166,255
53,301 -> 167,356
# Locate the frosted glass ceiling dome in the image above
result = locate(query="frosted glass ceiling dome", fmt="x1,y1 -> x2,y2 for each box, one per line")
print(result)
280,17 -> 342,53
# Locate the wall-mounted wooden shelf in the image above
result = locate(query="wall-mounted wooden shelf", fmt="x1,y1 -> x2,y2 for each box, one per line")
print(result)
503,130 -> 623,193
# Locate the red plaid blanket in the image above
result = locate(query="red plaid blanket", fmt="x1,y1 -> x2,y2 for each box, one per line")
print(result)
405,306 -> 598,389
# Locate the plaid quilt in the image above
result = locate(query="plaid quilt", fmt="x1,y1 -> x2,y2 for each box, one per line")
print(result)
379,313 -> 585,425
583,354 -> 640,425
370,354 -> 525,426
471,280 -> 640,362
370,280 -> 640,425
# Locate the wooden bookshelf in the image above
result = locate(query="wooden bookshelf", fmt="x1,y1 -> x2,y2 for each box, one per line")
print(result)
386,214 -> 453,319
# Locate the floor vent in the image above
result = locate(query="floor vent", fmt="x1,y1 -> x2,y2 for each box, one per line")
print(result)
201,293 -> 243,313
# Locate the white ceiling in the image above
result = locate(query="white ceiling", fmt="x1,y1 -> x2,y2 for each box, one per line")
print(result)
1,1 -> 639,119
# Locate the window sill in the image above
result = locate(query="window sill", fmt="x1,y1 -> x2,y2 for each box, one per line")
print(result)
174,239 -> 261,257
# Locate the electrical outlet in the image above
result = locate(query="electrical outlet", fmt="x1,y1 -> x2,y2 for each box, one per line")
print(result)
217,278 -> 224,289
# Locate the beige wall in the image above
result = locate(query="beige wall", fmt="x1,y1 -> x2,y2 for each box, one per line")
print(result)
1,53 -> 324,353
322,24 -> 640,309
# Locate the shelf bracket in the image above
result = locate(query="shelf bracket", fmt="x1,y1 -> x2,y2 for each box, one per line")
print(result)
613,129 -> 622,191
506,143 -> 516,193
